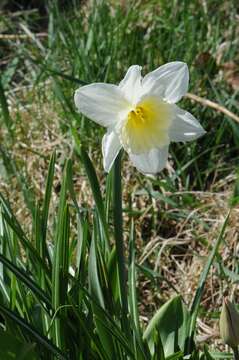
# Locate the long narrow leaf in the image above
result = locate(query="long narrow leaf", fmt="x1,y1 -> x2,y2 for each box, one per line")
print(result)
0,193 -> 49,271
113,152 -> 129,337
0,254 -> 52,309
41,151 -> 56,267
0,76 -> 13,136
0,304 -> 68,360
52,160 -> 71,349
128,221 -> 149,360
88,218 -> 115,358
186,211 -> 230,353
77,147 -> 110,251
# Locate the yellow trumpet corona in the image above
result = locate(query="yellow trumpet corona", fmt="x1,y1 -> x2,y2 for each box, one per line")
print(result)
74,62 -> 205,175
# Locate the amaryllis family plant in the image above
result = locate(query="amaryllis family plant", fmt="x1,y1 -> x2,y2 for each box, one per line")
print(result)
0,59 -> 234,360
74,62 -> 205,174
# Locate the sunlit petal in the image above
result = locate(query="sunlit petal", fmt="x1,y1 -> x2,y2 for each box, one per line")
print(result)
102,130 -> 122,172
142,62 -> 189,103
129,146 -> 168,174
119,65 -> 142,104
74,83 -> 129,127
169,105 -> 206,142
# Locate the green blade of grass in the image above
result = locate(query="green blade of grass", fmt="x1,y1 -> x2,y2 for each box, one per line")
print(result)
75,214 -> 89,280
0,254 -> 51,309
0,147 -> 36,217
128,220 -> 140,334
113,151 -> 129,337
29,55 -> 87,85
0,212 -> 29,317
88,220 -> 115,359
52,160 -> 71,349
34,204 -> 51,337
83,287 -> 136,359
88,220 -> 105,309
0,76 -> 13,137
77,147 -> 110,252
186,210 -> 231,353
0,327 -> 38,360
68,288 -> 109,359
165,351 -> 184,360
93,312 -> 136,359
0,304 -> 68,360
0,194 -> 50,275
153,330 -> 165,360
41,151 -> 56,268
128,220 -> 149,360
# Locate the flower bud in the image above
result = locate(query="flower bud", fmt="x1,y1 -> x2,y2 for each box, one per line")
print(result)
220,297 -> 239,348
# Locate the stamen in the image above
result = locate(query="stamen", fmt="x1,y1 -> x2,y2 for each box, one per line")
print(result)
120,97 -> 173,154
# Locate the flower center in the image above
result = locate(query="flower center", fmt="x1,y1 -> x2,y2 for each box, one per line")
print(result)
120,97 -> 173,154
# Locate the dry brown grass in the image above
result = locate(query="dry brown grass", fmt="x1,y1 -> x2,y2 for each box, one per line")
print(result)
1,81 -> 239,349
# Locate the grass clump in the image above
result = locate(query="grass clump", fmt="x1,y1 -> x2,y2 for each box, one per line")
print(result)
0,0 -> 239,359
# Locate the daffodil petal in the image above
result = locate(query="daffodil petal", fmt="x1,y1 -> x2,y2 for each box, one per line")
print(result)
119,65 -> 142,104
102,130 -> 122,172
74,83 -> 129,127
142,62 -> 189,103
169,105 -> 206,142
129,146 -> 168,174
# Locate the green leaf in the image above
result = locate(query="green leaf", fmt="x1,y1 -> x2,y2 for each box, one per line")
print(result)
186,211 -> 230,353
143,295 -> 190,357
1,57 -> 19,88
0,254 -> 51,310
113,152 -> 129,337
105,171 -> 113,223
0,304 -> 68,360
0,328 -> 37,360
52,160 -> 71,349
88,224 -> 105,308
30,56 -> 86,85
129,221 -> 140,334
152,329 -> 165,360
41,151 -> 56,266
0,149 -> 36,217
201,345 -> 215,359
229,169 -> 239,207
107,247 -> 120,307
207,352 -> 233,359
76,147 -> 110,251
0,76 -> 13,137
88,219 -> 115,358
165,351 -> 183,359
220,264 -> 239,283
0,193 -> 49,275
128,221 -> 150,360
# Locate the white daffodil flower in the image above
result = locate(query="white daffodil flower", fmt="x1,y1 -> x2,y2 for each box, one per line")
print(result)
74,62 -> 205,174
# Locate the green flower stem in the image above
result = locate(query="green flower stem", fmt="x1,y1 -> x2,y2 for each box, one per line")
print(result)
233,347 -> 239,360
113,151 -> 129,335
